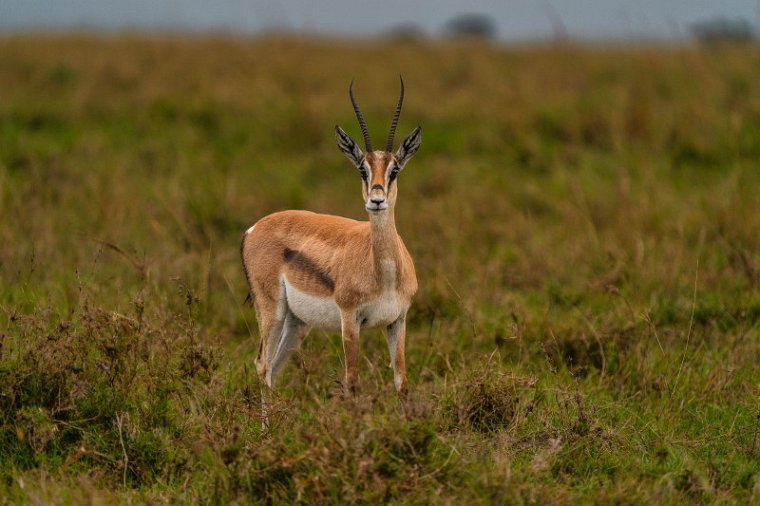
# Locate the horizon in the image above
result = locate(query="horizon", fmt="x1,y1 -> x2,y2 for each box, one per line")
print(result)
2,0 -> 759,42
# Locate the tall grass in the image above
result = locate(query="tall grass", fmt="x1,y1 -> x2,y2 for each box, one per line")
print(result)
0,35 -> 758,503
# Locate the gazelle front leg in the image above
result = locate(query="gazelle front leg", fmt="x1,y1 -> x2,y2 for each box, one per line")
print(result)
386,315 -> 408,397
340,309 -> 361,395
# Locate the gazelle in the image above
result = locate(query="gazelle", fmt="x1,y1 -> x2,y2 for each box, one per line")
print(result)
241,77 -> 421,405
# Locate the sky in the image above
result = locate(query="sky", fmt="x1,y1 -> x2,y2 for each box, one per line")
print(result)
1,0 -> 758,41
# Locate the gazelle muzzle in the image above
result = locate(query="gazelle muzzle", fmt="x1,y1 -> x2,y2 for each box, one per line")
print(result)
366,184 -> 388,211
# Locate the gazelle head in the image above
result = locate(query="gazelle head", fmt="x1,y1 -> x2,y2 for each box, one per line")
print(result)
335,77 -> 422,214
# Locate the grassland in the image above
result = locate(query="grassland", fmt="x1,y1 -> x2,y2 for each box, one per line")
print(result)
0,34 -> 758,504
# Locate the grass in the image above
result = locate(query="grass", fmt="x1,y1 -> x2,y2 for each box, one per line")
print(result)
0,34 -> 759,504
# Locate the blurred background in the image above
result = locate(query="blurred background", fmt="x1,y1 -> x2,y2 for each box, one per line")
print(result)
2,0 -> 760,42
2,1 -> 760,504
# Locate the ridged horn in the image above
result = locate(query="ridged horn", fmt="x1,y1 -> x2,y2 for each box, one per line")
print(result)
386,75 -> 405,152
349,79 -> 372,152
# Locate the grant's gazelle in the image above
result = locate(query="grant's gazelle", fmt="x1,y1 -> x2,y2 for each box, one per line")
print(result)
241,78 -> 421,413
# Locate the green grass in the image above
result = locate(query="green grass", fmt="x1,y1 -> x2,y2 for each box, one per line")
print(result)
0,34 -> 759,504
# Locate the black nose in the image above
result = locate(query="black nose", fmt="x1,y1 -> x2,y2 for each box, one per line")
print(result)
371,184 -> 383,191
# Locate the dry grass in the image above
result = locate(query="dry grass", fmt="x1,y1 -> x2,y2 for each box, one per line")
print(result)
0,34 -> 759,504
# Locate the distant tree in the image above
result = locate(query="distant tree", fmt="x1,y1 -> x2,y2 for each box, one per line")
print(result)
445,14 -> 497,39
384,23 -> 427,41
690,17 -> 755,43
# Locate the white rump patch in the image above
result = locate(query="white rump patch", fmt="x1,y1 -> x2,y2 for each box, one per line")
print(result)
246,224 -> 256,234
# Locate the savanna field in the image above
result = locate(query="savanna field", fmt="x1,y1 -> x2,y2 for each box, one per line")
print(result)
0,35 -> 759,504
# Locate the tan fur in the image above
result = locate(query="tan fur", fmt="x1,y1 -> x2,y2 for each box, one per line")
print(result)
241,151 -> 417,400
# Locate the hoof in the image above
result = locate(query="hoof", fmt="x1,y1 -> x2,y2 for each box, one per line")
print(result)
344,380 -> 360,398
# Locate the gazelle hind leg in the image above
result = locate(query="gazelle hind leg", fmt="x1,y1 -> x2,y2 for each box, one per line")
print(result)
255,315 -> 283,430
255,307 -> 285,389
254,292 -> 287,429
268,309 -> 309,386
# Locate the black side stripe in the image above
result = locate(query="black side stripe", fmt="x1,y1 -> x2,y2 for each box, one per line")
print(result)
283,248 -> 335,292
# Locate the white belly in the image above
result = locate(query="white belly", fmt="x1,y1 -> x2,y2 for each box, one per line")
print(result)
283,277 -> 342,331
283,277 -> 406,331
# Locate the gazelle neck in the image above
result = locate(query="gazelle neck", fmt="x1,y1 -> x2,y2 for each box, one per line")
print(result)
369,208 -> 400,280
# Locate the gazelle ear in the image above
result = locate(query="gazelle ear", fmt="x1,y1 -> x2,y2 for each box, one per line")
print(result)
394,127 -> 421,168
335,125 -> 365,167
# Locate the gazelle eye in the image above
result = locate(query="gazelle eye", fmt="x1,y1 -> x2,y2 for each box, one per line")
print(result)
388,165 -> 400,184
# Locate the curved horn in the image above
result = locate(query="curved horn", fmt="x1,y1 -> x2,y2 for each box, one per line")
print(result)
349,80 -> 373,152
385,75 -> 405,152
